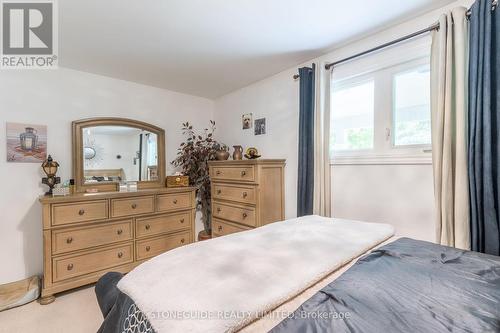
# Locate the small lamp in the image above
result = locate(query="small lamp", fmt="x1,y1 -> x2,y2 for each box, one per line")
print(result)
41,155 -> 61,195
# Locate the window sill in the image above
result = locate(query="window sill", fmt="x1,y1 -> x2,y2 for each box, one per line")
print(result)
331,153 -> 432,166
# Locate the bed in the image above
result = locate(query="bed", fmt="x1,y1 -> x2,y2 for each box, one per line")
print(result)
271,237 -> 500,333
94,216 -> 500,333
95,216 -> 394,333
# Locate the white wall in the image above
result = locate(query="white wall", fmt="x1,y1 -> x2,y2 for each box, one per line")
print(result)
0,68 -> 214,285
332,164 -> 435,241
214,73 -> 299,219
214,0 -> 473,241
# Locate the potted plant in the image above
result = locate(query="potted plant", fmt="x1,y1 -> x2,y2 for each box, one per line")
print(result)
172,121 -> 220,240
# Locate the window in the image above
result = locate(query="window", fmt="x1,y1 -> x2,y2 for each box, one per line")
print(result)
331,79 -> 374,151
393,66 -> 431,147
329,39 -> 432,164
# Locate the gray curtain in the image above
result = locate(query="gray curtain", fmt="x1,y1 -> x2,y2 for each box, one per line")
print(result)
469,0 -> 500,255
297,65 -> 315,217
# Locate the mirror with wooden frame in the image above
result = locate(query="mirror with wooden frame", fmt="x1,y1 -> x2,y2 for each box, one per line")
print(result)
72,118 -> 166,193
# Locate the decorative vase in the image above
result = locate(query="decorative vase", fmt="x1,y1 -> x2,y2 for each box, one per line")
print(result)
216,150 -> 230,160
232,145 -> 243,160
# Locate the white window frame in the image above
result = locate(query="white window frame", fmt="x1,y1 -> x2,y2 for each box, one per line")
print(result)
330,37 -> 432,166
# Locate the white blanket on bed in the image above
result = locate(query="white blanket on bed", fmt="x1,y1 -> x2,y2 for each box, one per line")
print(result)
118,216 -> 394,333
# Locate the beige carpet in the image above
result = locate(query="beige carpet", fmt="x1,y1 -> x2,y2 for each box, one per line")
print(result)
0,286 -> 102,333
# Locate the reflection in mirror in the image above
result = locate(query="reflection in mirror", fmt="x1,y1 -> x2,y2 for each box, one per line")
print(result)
83,126 -> 158,183
84,147 -> 96,160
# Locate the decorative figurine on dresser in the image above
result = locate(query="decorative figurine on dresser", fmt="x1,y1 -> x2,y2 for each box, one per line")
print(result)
208,159 -> 286,237
41,155 -> 61,195
39,118 -> 196,304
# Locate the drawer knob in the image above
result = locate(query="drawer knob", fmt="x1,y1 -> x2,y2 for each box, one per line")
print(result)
241,171 -> 246,176
218,226 -> 223,232
216,170 -> 221,175
78,209 -> 85,216
216,207 -> 221,213
66,237 -> 73,244
145,224 -> 151,230
131,203 -> 137,209
117,229 -> 123,235
146,246 -> 151,252
117,252 -> 123,258
180,218 -> 185,223
217,189 -> 221,195
173,199 -> 178,204
242,192 -> 248,198
242,212 -> 248,218
181,238 -> 185,244
67,264 -> 74,271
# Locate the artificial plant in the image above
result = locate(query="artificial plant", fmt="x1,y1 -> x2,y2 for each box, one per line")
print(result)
172,121 -> 220,233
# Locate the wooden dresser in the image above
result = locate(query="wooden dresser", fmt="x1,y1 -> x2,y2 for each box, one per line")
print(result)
39,187 -> 196,304
208,159 -> 285,237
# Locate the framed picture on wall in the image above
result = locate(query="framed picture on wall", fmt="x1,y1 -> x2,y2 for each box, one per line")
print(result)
242,113 -> 253,129
6,122 -> 47,163
255,118 -> 266,135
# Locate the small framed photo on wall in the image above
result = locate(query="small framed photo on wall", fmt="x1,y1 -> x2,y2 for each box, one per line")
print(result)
242,113 -> 253,130
254,118 -> 266,135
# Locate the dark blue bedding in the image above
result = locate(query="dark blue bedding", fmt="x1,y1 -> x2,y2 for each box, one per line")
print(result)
95,272 -> 155,333
96,238 -> 500,333
270,238 -> 500,333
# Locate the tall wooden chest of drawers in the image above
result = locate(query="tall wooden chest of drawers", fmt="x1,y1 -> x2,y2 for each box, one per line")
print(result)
208,160 -> 285,237
39,187 -> 196,304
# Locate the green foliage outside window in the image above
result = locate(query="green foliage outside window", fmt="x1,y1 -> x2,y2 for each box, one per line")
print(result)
346,128 -> 373,150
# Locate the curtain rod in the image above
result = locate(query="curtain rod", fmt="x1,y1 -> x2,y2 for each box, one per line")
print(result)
294,0 -> 498,77
324,0 -> 498,71
324,23 -> 439,71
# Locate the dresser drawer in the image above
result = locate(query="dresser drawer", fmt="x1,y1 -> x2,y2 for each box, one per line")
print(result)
52,243 -> 133,282
212,218 -> 252,237
211,166 -> 255,182
212,201 -> 256,227
111,196 -> 154,218
136,232 -> 190,261
136,212 -> 190,238
52,220 -> 133,255
157,192 -> 192,212
212,184 -> 256,205
52,200 -> 108,226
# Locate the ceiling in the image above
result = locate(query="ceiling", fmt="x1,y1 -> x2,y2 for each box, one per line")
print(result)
59,0 -> 455,99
